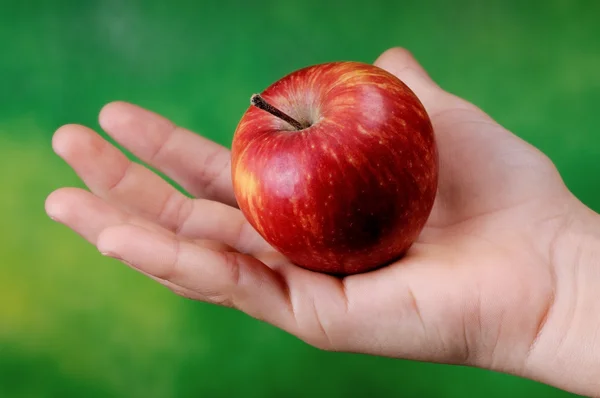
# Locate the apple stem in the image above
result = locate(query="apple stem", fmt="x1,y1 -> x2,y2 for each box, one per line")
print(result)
250,94 -> 307,130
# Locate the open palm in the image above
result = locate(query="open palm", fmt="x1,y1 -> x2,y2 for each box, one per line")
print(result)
46,49 -> 580,385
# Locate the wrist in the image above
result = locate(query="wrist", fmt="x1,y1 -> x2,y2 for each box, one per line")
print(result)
524,201 -> 600,396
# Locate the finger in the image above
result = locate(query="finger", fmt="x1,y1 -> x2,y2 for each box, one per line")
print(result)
52,125 -> 268,253
44,187 -> 231,250
374,47 -> 478,117
46,187 -> 163,243
374,47 -> 506,228
44,186 -> 267,256
52,123 -> 183,225
96,224 -> 297,331
45,187 -> 215,297
375,47 -> 437,87
98,101 -> 237,207
48,188 -> 366,352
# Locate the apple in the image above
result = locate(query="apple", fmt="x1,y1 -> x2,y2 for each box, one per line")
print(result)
231,61 -> 438,275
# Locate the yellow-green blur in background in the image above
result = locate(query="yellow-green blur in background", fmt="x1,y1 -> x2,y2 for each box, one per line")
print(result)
1,1 -> 599,397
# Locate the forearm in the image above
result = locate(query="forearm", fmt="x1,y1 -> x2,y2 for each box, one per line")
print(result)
525,203 -> 600,396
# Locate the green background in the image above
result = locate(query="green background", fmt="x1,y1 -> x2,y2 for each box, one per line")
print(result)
2,0 -> 599,397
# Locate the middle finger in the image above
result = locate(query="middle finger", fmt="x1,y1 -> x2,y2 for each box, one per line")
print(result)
52,124 -> 269,253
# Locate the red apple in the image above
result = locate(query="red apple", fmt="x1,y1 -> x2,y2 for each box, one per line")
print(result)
231,61 -> 438,275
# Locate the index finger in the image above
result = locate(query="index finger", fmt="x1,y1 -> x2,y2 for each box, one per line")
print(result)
99,101 -> 238,207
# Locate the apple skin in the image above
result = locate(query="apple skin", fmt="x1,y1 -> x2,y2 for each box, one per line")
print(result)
231,61 -> 438,275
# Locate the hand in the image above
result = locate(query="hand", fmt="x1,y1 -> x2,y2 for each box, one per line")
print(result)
45,48 -> 600,396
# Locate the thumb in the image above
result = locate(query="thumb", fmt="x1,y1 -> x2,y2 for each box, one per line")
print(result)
373,47 -> 458,116
374,47 -> 437,87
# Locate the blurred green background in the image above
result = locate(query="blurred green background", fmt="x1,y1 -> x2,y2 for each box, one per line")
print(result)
1,0 -> 599,397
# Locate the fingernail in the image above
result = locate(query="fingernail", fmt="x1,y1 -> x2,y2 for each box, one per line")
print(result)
100,251 -> 120,259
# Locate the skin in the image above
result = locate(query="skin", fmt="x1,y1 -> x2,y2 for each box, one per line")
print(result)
45,48 -> 600,396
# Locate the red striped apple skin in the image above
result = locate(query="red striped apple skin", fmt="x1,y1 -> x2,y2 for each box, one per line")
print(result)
231,61 -> 438,275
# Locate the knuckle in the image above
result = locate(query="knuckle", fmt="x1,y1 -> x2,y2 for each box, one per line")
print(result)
106,161 -> 134,193
149,124 -> 177,163
156,191 -> 192,234
155,239 -> 182,281
198,151 -> 230,197
221,251 -> 242,289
